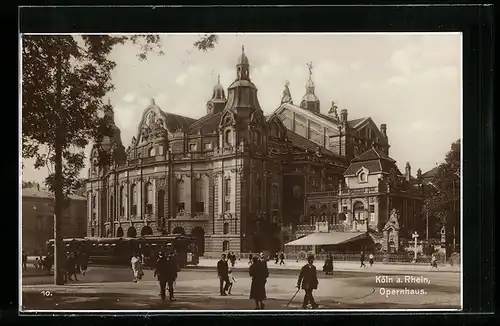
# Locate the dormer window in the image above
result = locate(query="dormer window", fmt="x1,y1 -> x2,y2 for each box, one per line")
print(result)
189,143 -> 197,152
357,167 -> 369,184
148,147 -> 155,157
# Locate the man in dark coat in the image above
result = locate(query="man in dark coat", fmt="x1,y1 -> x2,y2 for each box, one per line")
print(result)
297,253 -> 319,309
249,256 -> 269,309
217,254 -> 230,296
360,251 -> 366,268
154,251 -> 178,301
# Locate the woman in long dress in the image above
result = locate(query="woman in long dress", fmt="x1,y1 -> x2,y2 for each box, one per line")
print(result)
131,252 -> 142,283
249,256 -> 269,309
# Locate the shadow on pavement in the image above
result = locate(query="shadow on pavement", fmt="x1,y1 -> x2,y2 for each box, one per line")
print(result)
21,291 -> 461,311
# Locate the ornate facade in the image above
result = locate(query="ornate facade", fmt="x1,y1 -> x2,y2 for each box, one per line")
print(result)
87,46 -> 422,256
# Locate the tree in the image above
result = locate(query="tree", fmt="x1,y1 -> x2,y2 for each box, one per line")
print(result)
21,34 -> 218,285
422,139 -> 460,242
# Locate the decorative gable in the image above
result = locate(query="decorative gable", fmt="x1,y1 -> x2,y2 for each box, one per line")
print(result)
219,110 -> 236,128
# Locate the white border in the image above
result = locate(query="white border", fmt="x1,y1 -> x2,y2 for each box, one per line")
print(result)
19,32 -> 463,313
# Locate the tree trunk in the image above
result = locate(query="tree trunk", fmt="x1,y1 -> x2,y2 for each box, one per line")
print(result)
54,47 -> 65,285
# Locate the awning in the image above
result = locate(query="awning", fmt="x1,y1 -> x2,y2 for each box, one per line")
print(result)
285,232 -> 368,246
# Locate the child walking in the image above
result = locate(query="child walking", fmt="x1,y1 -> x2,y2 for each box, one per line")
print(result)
227,268 -> 236,295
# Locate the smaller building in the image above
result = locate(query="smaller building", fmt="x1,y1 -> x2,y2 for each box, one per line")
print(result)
22,185 -> 87,255
296,146 -> 426,254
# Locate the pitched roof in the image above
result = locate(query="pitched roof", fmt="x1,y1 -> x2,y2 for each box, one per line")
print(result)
351,147 -> 396,163
287,131 -> 336,156
22,187 -> 86,201
421,166 -> 439,179
347,117 -> 368,128
344,147 -> 400,176
188,112 -> 222,134
159,111 -> 197,132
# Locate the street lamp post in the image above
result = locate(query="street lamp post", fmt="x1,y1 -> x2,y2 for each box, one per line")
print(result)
412,231 -> 419,263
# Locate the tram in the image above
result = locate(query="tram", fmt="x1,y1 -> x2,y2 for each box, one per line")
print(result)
46,234 -> 200,268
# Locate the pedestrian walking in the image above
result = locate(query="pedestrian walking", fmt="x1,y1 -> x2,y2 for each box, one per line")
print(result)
430,255 -> 439,271
131,252 -> 142,283
154,251 -> 178,301
249,256 -> 269,309
297,253 -> 319,309
217,253 -> 230,296
227,268 -> 236,295
274,251 -> 279,264
80,251 -> 88,276
279,252 -> 285,266
360,251 -> 366,268
323,253 -> 333,275
67,252 -> 78,281
229,252 -> 236,267
248,253 -> 253,265
369,253 -> 374,267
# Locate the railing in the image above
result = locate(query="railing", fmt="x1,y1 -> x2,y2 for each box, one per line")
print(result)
340,187 -> 379,195
306,191 -> 339,198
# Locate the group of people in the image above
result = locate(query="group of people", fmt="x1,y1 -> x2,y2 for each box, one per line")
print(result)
360,251 -> 375,268
217,251 -> 320,310
274,252 -> 286,265
63,251 -> 89,282
130,244 -> 180,302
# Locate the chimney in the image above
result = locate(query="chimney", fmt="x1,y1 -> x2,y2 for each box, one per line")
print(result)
340,109 -> 348,123
405,162 -> 411,182
380,124 -> 387,138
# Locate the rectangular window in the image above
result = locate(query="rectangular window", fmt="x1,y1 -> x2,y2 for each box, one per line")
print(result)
224,200 -> 231,212
224,178 -> 231,197
204,142 -> 212,150
120,206 -> 125,217
369,204 -> 375,222
343,206 -> 348,214
189,143 -> 197,152
194,201 -> 205,213
146,204 -> 153,215
131,205 -> 137,216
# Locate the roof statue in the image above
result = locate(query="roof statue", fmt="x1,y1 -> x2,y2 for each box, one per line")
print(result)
307,62 -> 313,78
281,81 -> 293,104
328,100 -> 339,120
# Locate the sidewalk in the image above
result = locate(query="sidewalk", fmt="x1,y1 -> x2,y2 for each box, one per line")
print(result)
198,258 -> 461,273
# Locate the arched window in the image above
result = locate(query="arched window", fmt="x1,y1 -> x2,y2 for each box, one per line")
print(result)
223,222 -> 229,235
130,184 -> 137,216
223,240 -> 230,252
145,182 -> 153,215
119,186 -> 124,217
148,147 -> 155,157
271,184 -> 279,208
176,180 -> 185,213
194,178 -> 205,213
225,129 -> 232,145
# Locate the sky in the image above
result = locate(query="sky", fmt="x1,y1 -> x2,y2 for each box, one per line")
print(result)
21,33 -> 462,184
